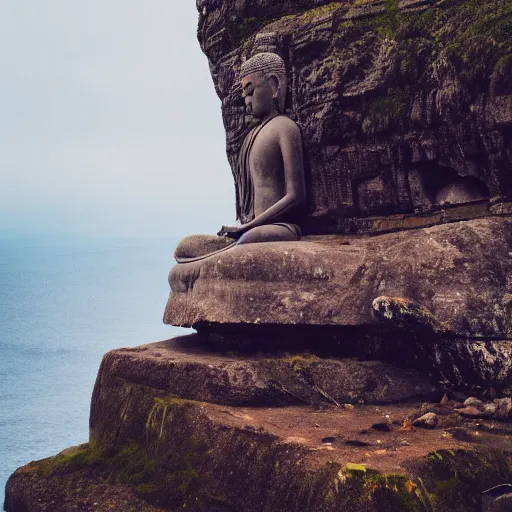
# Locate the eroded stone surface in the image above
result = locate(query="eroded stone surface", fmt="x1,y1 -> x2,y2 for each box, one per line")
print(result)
165,217 -> 512,339
370,296 -> 512,394
8,397 -> 512,511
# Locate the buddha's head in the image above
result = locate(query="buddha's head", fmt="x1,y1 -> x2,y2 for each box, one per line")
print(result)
240,52 -> 287,119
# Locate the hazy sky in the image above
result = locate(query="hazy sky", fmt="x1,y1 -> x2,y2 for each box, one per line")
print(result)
0,1 -> 234,238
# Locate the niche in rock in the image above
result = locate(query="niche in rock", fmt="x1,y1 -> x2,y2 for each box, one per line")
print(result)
354,171 -> 397,217
408,162 -> 490,210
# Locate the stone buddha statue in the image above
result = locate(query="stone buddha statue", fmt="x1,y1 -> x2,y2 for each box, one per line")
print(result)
174,43 -> 306,263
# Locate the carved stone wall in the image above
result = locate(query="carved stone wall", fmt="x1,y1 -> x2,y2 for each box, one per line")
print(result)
196,0 -> 512,233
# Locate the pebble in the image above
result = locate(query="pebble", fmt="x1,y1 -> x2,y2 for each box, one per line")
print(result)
494,397 -> 512,420
464,397 -> 484,407
455,406 -> 482,418
483,403 -> 497,415
413,412 -> 438,429
455,398 -> 511,421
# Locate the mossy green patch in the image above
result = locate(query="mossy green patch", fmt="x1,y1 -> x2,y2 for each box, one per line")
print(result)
363,89 -> 408,135
430,451 -> 444,461
345,462 -> 367,473
37,439 -> 206,509
341,467 -> 426,511
419,448 -> 512,511
373,0 -> 400,38
285,353 -> 321,371
299,2 -> 341,22
31,390 -> 512,512
344,0 -> 511,91
430,0 -> 511,85
35,444 -> 99,477
36,397 -> 213,509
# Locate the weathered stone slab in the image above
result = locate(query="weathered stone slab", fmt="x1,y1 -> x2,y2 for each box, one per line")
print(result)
92,336 -> 439,409
165,217 -> 512,339
370,297 -> 512,394
9,397 -> 512,511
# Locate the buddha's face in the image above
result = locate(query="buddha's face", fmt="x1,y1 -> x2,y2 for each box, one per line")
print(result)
241,73 -> 276,119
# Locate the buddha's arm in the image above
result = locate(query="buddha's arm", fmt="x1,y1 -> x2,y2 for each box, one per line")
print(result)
240,122 -> 306,231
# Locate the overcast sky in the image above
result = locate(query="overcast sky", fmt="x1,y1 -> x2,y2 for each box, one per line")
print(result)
0,1 -> 234,238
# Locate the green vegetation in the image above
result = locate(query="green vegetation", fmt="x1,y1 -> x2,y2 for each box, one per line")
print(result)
285,353 -> 321,371
35,443 -> 100,477
374,0 -> 400,38
363,89 -> 408,135
338,0 -> 511,95
345,462 -> 366,473
341,467 -> 426,511
31,393 -> 512,511
299,2 -> 342,22
30,441 -> 512,511
430,451 -> 444,461
421,449 -> 512,511
35,397 -> 212,509
36,441 -> 198,504
226,2 -> 344,48
441,1 -> 512,84
385,0 -> 511,84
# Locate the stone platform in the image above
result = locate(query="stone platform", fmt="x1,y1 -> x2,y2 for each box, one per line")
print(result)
6,337 -> 512,512
165,217 -> 512,340
91,336 -> 439,409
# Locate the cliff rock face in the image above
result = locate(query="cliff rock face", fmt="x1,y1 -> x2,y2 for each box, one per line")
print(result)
198,0 -> 512,233
7,337 -> 512,512
5,2 -> 512,511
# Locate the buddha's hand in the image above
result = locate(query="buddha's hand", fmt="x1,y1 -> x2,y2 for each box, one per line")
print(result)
217,225 -> 244,239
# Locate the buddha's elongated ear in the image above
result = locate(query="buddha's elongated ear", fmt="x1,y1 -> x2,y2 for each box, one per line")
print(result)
267,73 -> 287,113
267,74 -> 281,98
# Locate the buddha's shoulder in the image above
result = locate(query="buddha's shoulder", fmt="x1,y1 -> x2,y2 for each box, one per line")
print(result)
266,115 -> 301,134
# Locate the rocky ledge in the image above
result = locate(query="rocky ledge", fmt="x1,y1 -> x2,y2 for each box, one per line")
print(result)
166,217 -> 512,338
6,336 -> 512,511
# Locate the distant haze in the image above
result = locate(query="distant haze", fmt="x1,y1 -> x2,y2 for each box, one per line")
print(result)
0,1 -> 234,238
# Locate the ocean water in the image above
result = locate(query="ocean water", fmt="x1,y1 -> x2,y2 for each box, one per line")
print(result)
0,235 -> 190,495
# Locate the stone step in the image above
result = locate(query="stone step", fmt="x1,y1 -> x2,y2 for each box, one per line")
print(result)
92,336 -> 440,412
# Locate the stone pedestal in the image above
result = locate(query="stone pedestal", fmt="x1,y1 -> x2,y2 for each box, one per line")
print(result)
164,217 -> 512,395
165,217 -> 512,339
